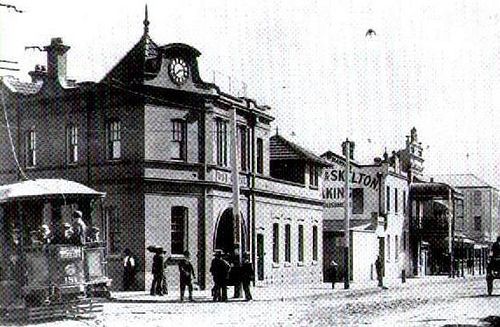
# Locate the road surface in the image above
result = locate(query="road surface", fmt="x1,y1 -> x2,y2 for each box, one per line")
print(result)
3,276 -> 499,327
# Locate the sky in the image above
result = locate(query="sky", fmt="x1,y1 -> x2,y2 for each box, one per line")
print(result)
1,0 -> 500,187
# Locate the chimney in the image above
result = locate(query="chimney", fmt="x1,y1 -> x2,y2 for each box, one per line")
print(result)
44,37 -> 70,84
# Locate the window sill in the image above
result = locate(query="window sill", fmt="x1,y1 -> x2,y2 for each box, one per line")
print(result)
272,262 -> 280,268
284,262 -> 291,268
311,260 -> 318,266
309,185 -> 319,190
297,261 -> 304,267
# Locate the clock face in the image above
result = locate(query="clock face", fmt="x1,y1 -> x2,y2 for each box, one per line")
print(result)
169,58 -> 189,85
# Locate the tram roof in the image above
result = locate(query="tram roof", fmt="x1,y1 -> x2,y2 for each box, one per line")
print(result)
0,179 -> 105,203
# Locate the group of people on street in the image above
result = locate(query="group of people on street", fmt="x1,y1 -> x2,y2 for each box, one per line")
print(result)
127,247 -> 255,302
209,249 -> 254,302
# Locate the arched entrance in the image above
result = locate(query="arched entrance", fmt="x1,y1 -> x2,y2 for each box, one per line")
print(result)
214,208 -> 247,256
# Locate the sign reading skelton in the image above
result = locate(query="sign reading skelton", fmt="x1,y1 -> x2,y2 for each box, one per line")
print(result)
322,166 -> 380,208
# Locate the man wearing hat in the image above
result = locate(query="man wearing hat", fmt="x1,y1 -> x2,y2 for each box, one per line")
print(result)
178,250 -> 195,302
150,247 -> 166,296
240,252 -> 254,301
209,250 -> 230,302
71,210 -> 87,245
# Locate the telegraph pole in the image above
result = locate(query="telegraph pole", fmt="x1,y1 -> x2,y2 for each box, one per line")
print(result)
229,107 -> 242,265
342,139 -> 351,289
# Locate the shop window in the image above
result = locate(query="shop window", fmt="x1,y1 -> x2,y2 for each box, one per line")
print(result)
352,188 -> 364,214
273,223 -> 279,263
171,206 -> 188,255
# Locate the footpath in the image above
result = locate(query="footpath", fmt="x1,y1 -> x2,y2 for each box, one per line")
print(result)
110,274 -> 485,303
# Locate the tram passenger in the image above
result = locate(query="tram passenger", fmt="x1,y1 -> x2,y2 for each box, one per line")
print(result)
72,210 -> 87,245
40,224 -> 52,244
30,230 -> 43,246
87,226 -> 100,243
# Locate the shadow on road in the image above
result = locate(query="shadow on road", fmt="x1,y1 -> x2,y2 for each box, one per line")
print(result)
109,297 -> 250,304
459,294 -> 500,299
441,316 -> 500,327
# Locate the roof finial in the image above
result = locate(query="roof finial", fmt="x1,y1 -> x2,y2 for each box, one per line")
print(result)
143,4 -> 150,34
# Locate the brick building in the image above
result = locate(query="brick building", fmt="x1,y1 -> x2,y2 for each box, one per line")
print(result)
0,14 -> 328,290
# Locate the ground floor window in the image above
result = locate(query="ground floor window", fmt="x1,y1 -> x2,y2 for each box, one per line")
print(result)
312,225 -> 318,261
171,206 -> 188,255
273,222 -> 279,263
285,224 -> 291,263
298,224 -> 304,262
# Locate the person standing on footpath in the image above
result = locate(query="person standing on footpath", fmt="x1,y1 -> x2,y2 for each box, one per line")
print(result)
240,252 -> 254,301
375,255 -> 384,288
178,250 -> 195,302
151,247 -> 166,296
123,248 -> 136,291
210,250 -> 230,302
329,259 -> 338,289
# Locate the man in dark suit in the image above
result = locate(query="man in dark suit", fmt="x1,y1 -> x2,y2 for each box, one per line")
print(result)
178,251 -> 195,302
151,247 -> 165,296
240,252 -> 254,301
210,250 -> 230,302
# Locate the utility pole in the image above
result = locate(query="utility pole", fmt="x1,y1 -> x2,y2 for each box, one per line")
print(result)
342,139 -> 351,289
230,106 -> 242,265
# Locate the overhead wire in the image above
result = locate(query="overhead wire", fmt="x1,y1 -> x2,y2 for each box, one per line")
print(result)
0,78 -> 29,180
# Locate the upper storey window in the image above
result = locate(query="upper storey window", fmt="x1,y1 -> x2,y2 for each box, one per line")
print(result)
171,119 -> 186,160
67,124 -> 78,164
107,120 -> 121,160
215,118 -> 228,167
26,129 -> 36,167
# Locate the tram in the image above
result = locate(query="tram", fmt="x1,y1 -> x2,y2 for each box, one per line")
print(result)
0,179 -> 111,322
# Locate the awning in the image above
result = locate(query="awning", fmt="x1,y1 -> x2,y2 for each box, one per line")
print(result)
0,179 -> 105,203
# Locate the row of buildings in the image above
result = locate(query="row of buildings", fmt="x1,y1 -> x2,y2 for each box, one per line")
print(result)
0,11 -> 498,290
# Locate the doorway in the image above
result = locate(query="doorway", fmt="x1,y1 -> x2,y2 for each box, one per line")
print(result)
257,233 -> 264,281
214,208 -> 246,256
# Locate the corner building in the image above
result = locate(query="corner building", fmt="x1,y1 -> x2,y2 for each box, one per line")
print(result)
0,17 -> 326,290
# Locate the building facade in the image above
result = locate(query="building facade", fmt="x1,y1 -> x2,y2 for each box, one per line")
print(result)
321,134 -> 413,283
430,174 -> 499,274
0,16 -> 327,290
